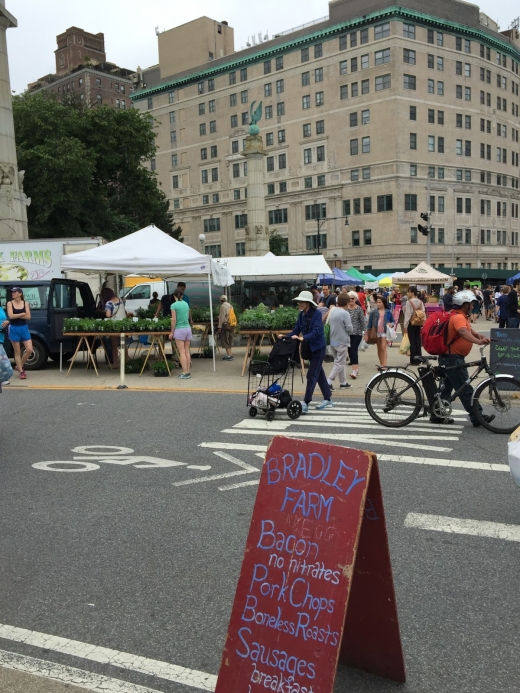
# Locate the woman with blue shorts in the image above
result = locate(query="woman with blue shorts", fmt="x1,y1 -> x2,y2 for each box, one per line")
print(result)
7,286 -> 33,379
169,289 -> 192,379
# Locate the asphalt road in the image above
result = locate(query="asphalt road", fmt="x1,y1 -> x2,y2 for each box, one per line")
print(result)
0,390 -> 518,693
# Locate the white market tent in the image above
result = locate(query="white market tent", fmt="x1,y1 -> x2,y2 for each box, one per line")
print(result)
392,262 -> 453,285
214,254 -> 331,282
61,225 -> 234,380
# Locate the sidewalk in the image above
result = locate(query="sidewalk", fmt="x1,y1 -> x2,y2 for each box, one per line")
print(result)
0,665 -> 91,693
3,335 -> 490,397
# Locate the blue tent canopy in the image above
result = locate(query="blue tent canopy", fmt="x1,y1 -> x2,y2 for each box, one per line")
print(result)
507,271 -> 520,285
318,268 -> 360,286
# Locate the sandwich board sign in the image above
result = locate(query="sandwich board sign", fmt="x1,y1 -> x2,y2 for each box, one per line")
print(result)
215,436 -> 405,693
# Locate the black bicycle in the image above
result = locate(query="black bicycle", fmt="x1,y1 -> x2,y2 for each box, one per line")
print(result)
365,346 -> 520,434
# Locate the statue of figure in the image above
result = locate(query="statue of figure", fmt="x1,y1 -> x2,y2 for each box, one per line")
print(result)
0,166 -> 13,186
17,170 -> 25,188
248,101 -> 263,135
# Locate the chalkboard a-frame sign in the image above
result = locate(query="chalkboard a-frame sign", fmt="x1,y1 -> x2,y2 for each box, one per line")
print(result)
215,436 -> 405,693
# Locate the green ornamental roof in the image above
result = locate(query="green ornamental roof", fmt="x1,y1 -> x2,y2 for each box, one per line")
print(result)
132,5 -> 520,101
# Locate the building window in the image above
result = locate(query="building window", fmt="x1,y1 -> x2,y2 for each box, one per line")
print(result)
363,197 -> 372,213
275,56 -> 283,71
404,74 -> 416,90
199,103 -> 206,116
374,22 -> 390,39
278,129 -> 285,144
267,156 -> 275,171
302,71 -> 310,87
303,149 -> 312,164
304,177 -> 313,189
198,82 -> 204,94
315,68 -> 323,82
314,43 -> 323,58
277,103 -> 285,116
351,57 -> 358,72
403,49 -> 415,65
306,234 -> 327,251
375,74 -> 391,90
172,175 -> 179,189
205,245 -> 221,257
303,123 -> 311,138
234,189 -> 241,200
241,90 -> 248,103
264,84 -> 272,97
316,119 -> 325,134
265,106 -> 272,119
350,139 -> 359,156
362,136 -> 370,153
410,133 -> 417,150
377,195 -> 393,211
317,145 -> 325,162
361,54 -> 369,69
351,169 -> 359,181
339,34 -> 347,50
376,48 -> 391,65
428,135 -> 435,152
340,85 -> 348,100
241,112 -> 249,125
351,82 -> 358,97
340,60 -> 348,75
305,203 -> 327,220
201,147 -> 208,160
269,208 -> 288,224
317,175 -> 326,187
363,229 -> 372,245
171,154 -> 178,167
276,79 -> 284,93
279,154 -> 287,169
411,227 -> 418,243
361,80 -> 369,94
232,163 -> 240,178
303,95 -> 311,109
212,193 -> 219,203
410,105 -> 416,120
352,230 -> 360,246
173,199 -> 180,209
360,28 -> 368,44
169,111 -> 176,123
301,47 -> 309,62
200,123 -> 206,136
208,78 -> 215,91
279,181 -> 287,193
403,23 -> 415,39
236,242 -> 245,256
211,168 -> 218,182
235,214 -> 248,229
316,91 -> 324,106
267,184 -> 275,195
240,68 -> 247,82
410,164 -> 417,176
232,140 -> 240,154
147,97 -> 153,109
210,120 -> 216,133
405,194 -> 417,211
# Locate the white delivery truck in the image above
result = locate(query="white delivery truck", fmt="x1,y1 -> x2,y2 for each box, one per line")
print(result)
0,237 -> 106,300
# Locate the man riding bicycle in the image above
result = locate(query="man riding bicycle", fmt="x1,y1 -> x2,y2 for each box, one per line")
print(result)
436,290 -> 494,427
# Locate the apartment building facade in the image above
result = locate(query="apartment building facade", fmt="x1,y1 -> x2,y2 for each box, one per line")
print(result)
131,0 -> 520,273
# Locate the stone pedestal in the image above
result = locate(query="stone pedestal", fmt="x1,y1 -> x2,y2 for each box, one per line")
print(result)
243,134 -> 268,256
0,1 -> 29,240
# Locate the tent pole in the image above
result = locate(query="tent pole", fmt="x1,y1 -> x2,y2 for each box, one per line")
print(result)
208,271 -> 216,372
117,332 -> 128,389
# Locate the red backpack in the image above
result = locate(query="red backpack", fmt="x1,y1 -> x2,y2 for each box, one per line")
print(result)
421,310 -> 459,355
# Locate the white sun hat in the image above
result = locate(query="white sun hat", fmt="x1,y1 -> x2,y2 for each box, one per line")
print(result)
292,290 -> 318,307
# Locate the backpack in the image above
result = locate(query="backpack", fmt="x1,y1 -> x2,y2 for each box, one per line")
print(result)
421,310 -> 459,355
228,306 -> 237,328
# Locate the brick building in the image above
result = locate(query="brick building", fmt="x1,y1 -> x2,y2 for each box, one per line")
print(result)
28,26 -> 134,110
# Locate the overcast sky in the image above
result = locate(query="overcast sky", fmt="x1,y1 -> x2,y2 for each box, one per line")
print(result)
5,0 -> 520,93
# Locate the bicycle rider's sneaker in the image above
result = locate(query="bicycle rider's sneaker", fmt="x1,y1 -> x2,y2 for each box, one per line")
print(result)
315,400 -> 334,410
473,414 -> 495,427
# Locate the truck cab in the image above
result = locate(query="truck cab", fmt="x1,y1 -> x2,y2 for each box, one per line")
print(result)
0,279 -> 96,369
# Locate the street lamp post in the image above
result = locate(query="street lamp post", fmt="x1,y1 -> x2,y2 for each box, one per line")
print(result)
315,215 -> 349,255
198,233 -> 206,254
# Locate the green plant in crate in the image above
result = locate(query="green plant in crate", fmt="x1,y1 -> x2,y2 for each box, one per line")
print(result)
152,360 -> 169,373
125,357 -> 149,374
272,307 -> 299,330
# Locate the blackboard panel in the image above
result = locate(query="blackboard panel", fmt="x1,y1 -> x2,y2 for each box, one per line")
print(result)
491,328 -> 520,377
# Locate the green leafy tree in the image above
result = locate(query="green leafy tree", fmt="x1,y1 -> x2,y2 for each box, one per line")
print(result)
269,231 -> 289,255
13,92 -> 182,241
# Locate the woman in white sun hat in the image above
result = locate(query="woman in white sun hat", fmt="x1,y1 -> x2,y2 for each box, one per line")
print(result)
278,290 -> 332,413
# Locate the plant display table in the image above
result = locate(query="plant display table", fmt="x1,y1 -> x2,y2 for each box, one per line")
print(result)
62,331 -> 172,378
239,330 -> 292,376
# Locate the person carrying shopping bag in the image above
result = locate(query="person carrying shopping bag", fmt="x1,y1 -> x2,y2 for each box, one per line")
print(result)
325,293 -> 353,390
403,285 -> 425,365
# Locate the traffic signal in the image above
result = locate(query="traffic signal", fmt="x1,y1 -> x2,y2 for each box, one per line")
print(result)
418,212 -> 430,236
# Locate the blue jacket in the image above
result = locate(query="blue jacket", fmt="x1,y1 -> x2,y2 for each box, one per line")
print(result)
287,306 -> 326,353
367,308 -> 394,332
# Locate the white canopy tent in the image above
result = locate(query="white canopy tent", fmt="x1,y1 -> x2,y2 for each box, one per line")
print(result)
392,262 -> 453,285
61,225 -> 234,382
214,254 -> 331,283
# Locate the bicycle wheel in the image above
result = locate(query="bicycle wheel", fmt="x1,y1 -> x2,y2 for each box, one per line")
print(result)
365,371 -> 423,427
472,375 -> 520,434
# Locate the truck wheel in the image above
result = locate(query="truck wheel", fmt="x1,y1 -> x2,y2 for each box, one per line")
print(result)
49,352 -> 74,364
23,338 -> 49,370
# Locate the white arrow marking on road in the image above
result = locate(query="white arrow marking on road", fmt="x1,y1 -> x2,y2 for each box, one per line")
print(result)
172,451 -> 260,487
405,513 -> 520,542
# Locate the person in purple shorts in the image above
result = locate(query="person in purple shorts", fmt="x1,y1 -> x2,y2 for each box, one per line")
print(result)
169,289 -> 192,379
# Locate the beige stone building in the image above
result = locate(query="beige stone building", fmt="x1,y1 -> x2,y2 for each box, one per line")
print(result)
131,1 -> 520,274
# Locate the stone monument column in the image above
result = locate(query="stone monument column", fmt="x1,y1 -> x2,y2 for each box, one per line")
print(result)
243,102 -> 268,256
0,0 -> 29,240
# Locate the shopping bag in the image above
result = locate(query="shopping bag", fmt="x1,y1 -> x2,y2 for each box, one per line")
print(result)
508,427 -> 520,488
359,339 -> 369,351
365,325 -> 378,345
386,325 -> 397,342
399,334 -> 410,355
0,344 -> 13,381
324,322 -> 330,345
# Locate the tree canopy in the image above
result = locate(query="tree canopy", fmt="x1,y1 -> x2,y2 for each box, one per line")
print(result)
269,231 -> 289,255
13,93 -> 181,241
